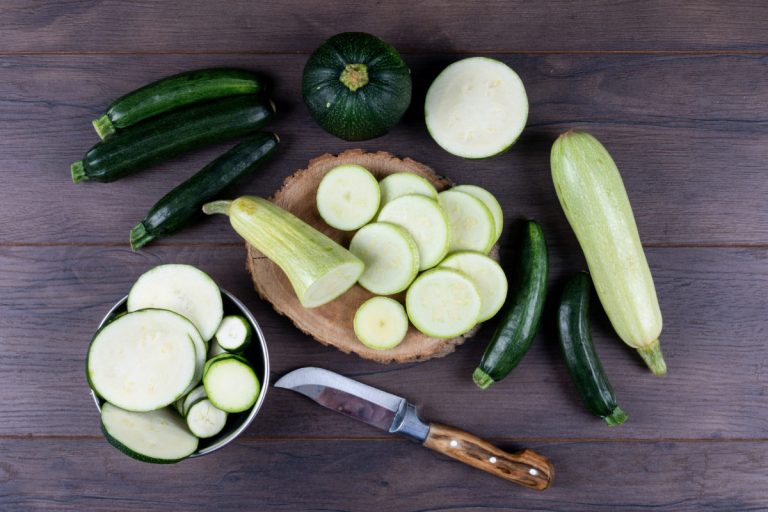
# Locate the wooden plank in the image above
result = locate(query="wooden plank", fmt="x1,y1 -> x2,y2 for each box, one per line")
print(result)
1,1 -> 767,53
1,54 -> 766,245
1,245 -> 765,439
1,438 -> 766,511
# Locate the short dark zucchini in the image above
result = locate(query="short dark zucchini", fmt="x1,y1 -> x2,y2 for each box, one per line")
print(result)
473,220 -> 548,389
71,95 -> 275,184
92,68 -> 266,139
558,272 -> 628,426
130,132 -> 280,249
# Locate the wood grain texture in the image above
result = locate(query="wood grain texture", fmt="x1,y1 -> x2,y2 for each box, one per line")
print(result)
1,245 -> 766,440
1,54 -> 766,246
1,438 -> 766,511
246,149 -> 486,363
1,1 -> 767,53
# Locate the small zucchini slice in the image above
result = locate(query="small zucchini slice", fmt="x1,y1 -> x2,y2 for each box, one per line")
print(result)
439,251 -> 508,322
473,220 -> 548,389
406,268 -> 481,339
186,399 -> 228,438
451,185 -> 504,244
349,222 -> 420,295
203,356 -> 261,413
213,315 -> 253,352
316,164 -> 381,231
558,272 -> 629,426
438,189 -> 496,254
354,296 -> 409,350
379,172 -> 438,205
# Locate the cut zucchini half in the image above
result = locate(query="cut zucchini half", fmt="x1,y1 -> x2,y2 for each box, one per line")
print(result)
127,264 -> 223,341
405,268 -> 482,339
214,315 -> 252,352
186,399 -> 228,438
203,356 -> 261,413
87,309 -> 198,412
349,222 -> 420,295
438,190 -> 495,254
316,164 -> 381,231
451,185 -> 504,244
101,403 -> 199,464
377,194 -> 450,270
425,57 -> 528,159
439,251 -> 508,322
354,297 -> 409,350
379,172 -> 438,205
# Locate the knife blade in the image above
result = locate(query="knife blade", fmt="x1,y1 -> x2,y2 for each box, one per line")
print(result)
275,367 -> 554,490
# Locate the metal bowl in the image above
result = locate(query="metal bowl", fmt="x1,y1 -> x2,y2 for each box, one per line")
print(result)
90,289 -> 270,457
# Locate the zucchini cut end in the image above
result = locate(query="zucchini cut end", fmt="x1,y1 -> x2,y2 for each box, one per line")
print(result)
603,406 -> 629,427
70,161 -> 87,184
637,340 -> 667,376
130,223 -> 154,251
472,367 -> 495,389
92,114 -> 116,140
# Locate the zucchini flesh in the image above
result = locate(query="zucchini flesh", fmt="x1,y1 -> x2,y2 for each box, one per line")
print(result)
406,268 -> 481,339
349,222 -> 420,295
558,272 -> 628,426
203,196 -> 364,308
186,399 -> 228,438
130,133 -> 279,249
72,95 -> 274,184
438,189 -> 496,254
551,131 -> 665,375
214,315 -> 252,352
100,403 -> 198,464
93,68 -> 266,139
354,296 -> 409,350
316,164 -> 380,231
473,220 -> 548,389
379,172 -> 438,204
203,357 -> 261,413
439,251 -> 508,322
451,185 -> 504,244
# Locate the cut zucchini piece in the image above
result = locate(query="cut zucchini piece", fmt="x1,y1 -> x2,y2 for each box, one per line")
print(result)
438,190 -> 495,254
316,164 -> 381,231
377,194 -> 450,270
186,399 -> 228,438
425,57 -> 528,159
101,403 -> 198,464
405,268 -> 482,339
214,315 -> 252,352
354,297 -> 409,350
452,185 -> 504,244
349,222 -> 420,295
87,309 -> 197,412
379,172 -> 438,205
439,251 -> 508,322
127,264 -> 223,341
207,339 -> 228,358
179,385 -> 208,417
203,357 -> 261,413
180,324 -> 207,397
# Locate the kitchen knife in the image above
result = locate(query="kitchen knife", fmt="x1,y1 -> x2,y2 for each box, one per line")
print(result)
275,367 -> 553,490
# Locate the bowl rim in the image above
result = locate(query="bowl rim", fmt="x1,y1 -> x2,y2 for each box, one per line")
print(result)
89,288 -> 270,457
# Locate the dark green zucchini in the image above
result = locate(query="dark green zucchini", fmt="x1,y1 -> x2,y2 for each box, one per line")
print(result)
71,95 -> 275,184
558,272 -> 628,426
130,132 -> 279,250
92,68 -> 266,139
473,220 -> 548,389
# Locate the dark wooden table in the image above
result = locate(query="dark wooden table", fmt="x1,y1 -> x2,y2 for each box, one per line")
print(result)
2,2 -> 767,510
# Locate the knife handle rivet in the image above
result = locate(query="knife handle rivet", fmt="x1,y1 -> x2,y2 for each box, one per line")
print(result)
529,468 -> 539,476
489,457 -> 497,464
450,440 -> 458,448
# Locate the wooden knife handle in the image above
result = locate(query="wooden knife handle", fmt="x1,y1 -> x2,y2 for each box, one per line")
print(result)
423,423 -> 554,490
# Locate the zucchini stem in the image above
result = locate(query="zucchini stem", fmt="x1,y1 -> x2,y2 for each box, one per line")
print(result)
603,406 -> 629,427
637,340 -> 667,376
202,200 -> 233,216
129,223 -> 154,251
92,114 -> 116,139
70,161 -> 87,184
472,367 -> 495,390
340,63 -> 369,92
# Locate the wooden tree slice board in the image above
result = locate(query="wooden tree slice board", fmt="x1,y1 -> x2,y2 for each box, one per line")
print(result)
246,149 -> 495,363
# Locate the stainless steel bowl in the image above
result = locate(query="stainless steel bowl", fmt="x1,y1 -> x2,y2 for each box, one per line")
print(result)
90,289 -> 270,457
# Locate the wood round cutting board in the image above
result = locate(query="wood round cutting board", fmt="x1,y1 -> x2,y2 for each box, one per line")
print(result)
246,149 -> 492,363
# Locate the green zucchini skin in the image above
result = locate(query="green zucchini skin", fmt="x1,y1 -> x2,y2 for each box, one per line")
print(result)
130,132 -> 279,249
558,272 -> 628,426
92,68 -> 266,139
72,95 -> 275,184
302,32 -> 412,141
473,220 -> 548,389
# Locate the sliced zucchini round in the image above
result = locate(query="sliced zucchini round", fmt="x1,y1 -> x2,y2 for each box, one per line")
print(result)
452,185 -> 504,244
127,264 -> 223,341
425,57 -> 528,159
316,164 -> 381,231
377,194 -> 450,270
186,399 -> 228,438
405,268 -> 482,339
179,385 -> 208,417
379,172 -> 438,205
214,315 -> 252,352
101,403 -> 199,464
203,357 -> 261,413
439,251 -> 508,322
87,309 -> 197,412
349,222 -> 420,295
438,190 -> 495,254
354,296 -> 409,350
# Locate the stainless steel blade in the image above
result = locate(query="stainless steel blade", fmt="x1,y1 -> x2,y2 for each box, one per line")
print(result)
275,367 -> 428,440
